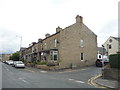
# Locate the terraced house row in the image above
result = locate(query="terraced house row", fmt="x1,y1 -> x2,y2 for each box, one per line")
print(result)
20,15 -> 97,69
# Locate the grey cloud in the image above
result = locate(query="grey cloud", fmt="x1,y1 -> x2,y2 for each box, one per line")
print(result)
0,29 -> 20,54
99,19 -> 117,36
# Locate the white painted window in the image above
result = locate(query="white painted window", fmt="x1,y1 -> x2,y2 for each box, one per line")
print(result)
41,45 -> 43,50
109,44 -> 112,49
51,51 -> 58,61
80,40 -> 84,47
54,39 -> 57,47
44,43 -> 47,49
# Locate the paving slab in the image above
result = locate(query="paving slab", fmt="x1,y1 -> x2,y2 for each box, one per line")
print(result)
95,77 -> 119,89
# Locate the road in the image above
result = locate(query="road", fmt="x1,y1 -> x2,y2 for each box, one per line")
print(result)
2,62 -> 103,88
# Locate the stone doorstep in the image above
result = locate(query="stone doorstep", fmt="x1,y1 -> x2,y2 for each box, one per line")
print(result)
94,77 -> 118,88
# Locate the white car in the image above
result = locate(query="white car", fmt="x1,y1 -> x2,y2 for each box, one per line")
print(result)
12,61 -> 18,67
14,61 -> 25,68
7,60 -> 14,65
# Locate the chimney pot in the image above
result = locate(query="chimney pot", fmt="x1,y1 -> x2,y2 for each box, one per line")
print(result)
32,42 -> 36,45
45,33 -> 50,38
38,38 -> 42,42
56,26 -> 62,33
76,15 -> 83,23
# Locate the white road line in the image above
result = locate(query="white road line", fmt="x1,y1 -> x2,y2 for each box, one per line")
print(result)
4,67 -> 9,71
68,78 -> 85,84
75,80 -> 85,83
22,80 -> 29,83
6,68 -> 9,71
68,79 -> 74,81
19,78 -> 29,84
40,71 -> 47,73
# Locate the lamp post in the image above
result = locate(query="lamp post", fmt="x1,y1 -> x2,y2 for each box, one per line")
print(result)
102,45 -> 104,67
102,45 -> 105,79
16,35 -> 22,50
16,35 -> 22,61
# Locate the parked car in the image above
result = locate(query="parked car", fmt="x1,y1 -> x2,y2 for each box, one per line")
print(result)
12,61 -> 18,67
2,61 -> 5,63
5,60 -> 8,64
7,60 -> 14,65
14,61 -> 25,68
96,58 -> 109,67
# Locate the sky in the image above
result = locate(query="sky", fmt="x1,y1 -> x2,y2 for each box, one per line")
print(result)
0,0 -> 119,54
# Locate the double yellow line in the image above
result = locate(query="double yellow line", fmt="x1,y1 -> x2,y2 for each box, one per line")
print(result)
88,74 -> 106,88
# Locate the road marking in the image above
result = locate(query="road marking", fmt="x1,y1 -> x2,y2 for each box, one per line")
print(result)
6,68 -> 9,71
68,78 -> 85,84
22,79 -> 29,83
4,67 -> 9,71
75,80 -> 85,83
88,74 -> 105,88
40,71 -> 47,73
68,79 -> 74,81
19,78 -> 29,84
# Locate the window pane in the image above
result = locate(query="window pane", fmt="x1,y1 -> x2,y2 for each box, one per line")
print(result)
54,55 -> 57,60
54,39 -> 57,47
109,45 -> 112,49
81,53 -> 83,60
80,40 -> 84,47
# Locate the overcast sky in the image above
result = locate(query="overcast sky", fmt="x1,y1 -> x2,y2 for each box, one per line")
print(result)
0,0 -> 119,54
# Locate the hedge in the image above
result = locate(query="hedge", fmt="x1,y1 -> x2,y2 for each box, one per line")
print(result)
109,53 -> 120,69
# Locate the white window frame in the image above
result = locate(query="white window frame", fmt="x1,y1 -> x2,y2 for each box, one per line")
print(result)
44,43 -> 47,49
80,53 -> 84,61
41,45 -> 43,49
54,39 -> 57,48
51,51 -> 58,61
80,40 -> 84,47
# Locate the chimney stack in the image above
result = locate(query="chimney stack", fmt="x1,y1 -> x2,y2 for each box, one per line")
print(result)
45,33 -> 50,38
32,42 -> 36,45
56,26 -> 62,33
76,15 -> 83,23
38,38 -> 42,42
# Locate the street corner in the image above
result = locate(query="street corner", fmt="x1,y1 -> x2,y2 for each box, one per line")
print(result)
89,74 -> 118,89
88,74 -> 106,88
58,67 -> 90,73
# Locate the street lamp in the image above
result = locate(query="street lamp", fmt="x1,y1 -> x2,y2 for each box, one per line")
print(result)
102,45 -> 104,67
16,35 -> 22,61
16,35 -> 22,50
102,45 -> 105,79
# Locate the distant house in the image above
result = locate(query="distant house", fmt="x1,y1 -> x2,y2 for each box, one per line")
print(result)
98,47 -> 106,55
103,36 -> 120,56
97,47 -> 106,59
19,47 -> 26,61
21,15 -> 97,69
0,54 -> 12,61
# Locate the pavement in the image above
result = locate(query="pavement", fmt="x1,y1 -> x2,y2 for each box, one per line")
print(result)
94,75 -> 119,89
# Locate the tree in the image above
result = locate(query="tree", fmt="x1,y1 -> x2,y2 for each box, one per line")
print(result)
9,52 -> 20,61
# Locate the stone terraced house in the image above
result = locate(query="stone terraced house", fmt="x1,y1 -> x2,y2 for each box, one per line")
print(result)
20,15 -> 97,69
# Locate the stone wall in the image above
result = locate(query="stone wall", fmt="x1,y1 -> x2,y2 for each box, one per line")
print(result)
102,68 -> 120,81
